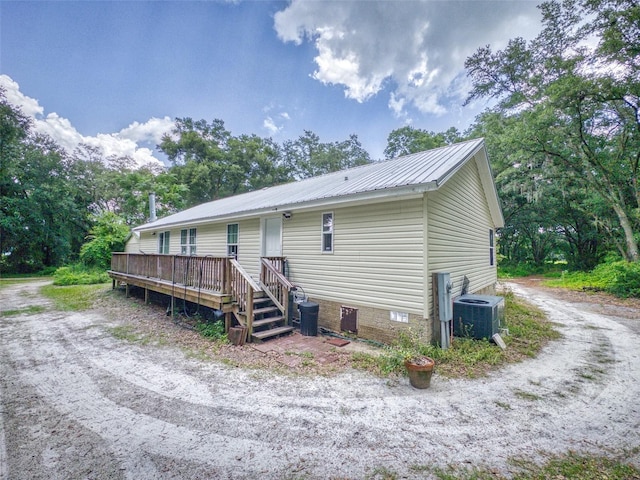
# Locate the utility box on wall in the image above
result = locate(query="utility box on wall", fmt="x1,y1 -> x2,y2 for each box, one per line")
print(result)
434,272 -> 453,349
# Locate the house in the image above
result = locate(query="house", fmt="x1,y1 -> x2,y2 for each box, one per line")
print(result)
111,138 -> 504,344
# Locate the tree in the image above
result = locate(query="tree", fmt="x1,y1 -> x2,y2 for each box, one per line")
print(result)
465,0 -> 640,262
80,211 -> 130,269
384,126 -> 464,159
160,118 -> 294,206
470,110 -> 607,269
282,131 -> 371,179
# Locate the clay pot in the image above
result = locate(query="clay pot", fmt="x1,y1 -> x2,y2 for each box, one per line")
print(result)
404,357 -> 435,389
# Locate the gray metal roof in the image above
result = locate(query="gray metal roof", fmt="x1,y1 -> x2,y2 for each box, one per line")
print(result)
136,138 -> 498,231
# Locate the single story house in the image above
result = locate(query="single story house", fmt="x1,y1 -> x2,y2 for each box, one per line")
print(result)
114,138 -> 504,344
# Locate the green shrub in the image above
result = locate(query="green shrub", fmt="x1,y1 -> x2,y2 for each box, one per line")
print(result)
80,212 -> 130,269
544,260 -> 640,298
196,320 -> 227,341
53,264 -> 110,286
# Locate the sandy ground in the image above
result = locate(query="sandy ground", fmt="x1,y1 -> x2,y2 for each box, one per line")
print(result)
0,279 -> 639,479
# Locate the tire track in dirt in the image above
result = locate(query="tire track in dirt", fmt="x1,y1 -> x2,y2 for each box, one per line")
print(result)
1,280 -> 639,478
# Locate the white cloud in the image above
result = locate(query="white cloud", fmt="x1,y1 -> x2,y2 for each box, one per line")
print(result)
263,116 -> 281,135
118,116 -> 174,145
262,106 -> 291,136
274,1 -> 541,118
0,74 -> 170,168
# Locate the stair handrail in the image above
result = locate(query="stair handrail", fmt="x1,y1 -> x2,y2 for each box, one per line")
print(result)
260,258 -> 295,322
229,259 -> 261,340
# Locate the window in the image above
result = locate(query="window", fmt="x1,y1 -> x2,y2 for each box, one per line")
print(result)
489,229 -> 495,266
227,223 -> 238,258
158,231 -> 170,254
181,228 -> 197,255
322,212 -> 333,253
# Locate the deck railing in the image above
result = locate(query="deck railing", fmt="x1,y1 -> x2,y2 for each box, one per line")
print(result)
229,259 -> 262,338
110,253 -> 229,291
260,258 -> 295,321
110,253 -> 289,340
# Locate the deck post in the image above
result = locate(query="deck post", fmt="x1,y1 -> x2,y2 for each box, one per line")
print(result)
223,258 -> 230,294
145,288 -> 149,304
170,255 -> 176,317
125,284 -> 129,298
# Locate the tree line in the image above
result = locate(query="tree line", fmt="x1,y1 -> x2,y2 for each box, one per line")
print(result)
1,0 -> 637,274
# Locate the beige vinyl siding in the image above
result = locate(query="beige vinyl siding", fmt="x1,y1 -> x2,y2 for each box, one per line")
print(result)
283,198 -> 425,314
193,224 -> 227,256
124,234 -> 140,253
131,231 -> 159,254
427,156 -> 497,303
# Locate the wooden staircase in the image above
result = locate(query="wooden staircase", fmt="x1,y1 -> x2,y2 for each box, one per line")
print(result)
229,257 -> 296,343
232,293 -> 294,342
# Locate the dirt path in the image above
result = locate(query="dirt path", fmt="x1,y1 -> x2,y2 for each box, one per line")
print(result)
0,279 -> 639,479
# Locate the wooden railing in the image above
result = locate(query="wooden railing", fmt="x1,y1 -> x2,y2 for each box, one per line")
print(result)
262,256 -> 286,274
260,258 -> 295,321
229,259 -> 261,337
110,253 -> 228,291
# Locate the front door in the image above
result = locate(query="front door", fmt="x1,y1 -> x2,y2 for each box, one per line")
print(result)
263,217 -> 282,257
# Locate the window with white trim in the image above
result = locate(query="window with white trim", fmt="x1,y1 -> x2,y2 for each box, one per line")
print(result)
181,228 -> 197,255
158,231 -> 170,254
489,229 -> 495,266
322,212 -> 333,253
227,223 -> 238,258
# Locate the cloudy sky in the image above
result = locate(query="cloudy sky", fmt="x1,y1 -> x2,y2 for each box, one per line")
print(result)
1,0 -> 542,165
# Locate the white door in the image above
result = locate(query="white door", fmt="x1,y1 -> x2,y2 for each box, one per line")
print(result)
263,217 -> 282,257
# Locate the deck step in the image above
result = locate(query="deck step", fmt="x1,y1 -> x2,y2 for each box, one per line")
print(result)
252,316 -> 285,328
253,306 -> 279,316
253,297 -> 272,306
251,325 -> 295,341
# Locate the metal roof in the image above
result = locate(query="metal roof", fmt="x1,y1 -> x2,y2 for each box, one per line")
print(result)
135,138 -> 498,231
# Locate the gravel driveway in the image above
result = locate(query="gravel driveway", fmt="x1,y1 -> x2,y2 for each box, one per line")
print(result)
1,279 -> 639,479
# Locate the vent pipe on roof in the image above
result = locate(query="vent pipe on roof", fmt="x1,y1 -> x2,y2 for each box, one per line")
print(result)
149,192 -> 157,222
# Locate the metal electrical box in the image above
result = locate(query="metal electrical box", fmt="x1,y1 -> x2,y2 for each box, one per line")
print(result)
436,272 -> 453,322
435,272 -> 453,349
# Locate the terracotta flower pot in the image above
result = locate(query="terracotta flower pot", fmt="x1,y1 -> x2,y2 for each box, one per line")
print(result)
405,357 -> 435,389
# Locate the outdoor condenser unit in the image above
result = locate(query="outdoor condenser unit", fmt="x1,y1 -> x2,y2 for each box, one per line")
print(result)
453,294 -> 504,340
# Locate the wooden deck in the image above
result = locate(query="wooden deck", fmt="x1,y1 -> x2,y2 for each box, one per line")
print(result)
109,253 -> 296,342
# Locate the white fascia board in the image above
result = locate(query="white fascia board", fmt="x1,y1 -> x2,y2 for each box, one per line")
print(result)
134,183 -> 437,233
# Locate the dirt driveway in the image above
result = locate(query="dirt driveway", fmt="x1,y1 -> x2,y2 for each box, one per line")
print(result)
1,279 -> 639,479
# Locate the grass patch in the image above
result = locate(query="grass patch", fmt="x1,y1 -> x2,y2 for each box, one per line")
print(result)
544,260 -> 640,298
508,451 -> 640,479
1,305 -> 47,317
423,451 -> 640,479
40,283 -> 110,311
352,290 -> 560,379
513,389 -> 543,401
109,325 -> 142,342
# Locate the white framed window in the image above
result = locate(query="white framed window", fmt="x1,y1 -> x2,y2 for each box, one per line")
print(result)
181,228 -> 197,255
322,212 -> 333,253
158,231 -> 170,254
227,223 -> 239,258
489,229 -> 495,266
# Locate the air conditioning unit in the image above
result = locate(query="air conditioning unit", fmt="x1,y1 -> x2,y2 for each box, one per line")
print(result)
453,295 -> 504,340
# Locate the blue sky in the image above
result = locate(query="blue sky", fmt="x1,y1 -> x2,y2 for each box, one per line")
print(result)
1,0 -> 542,164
